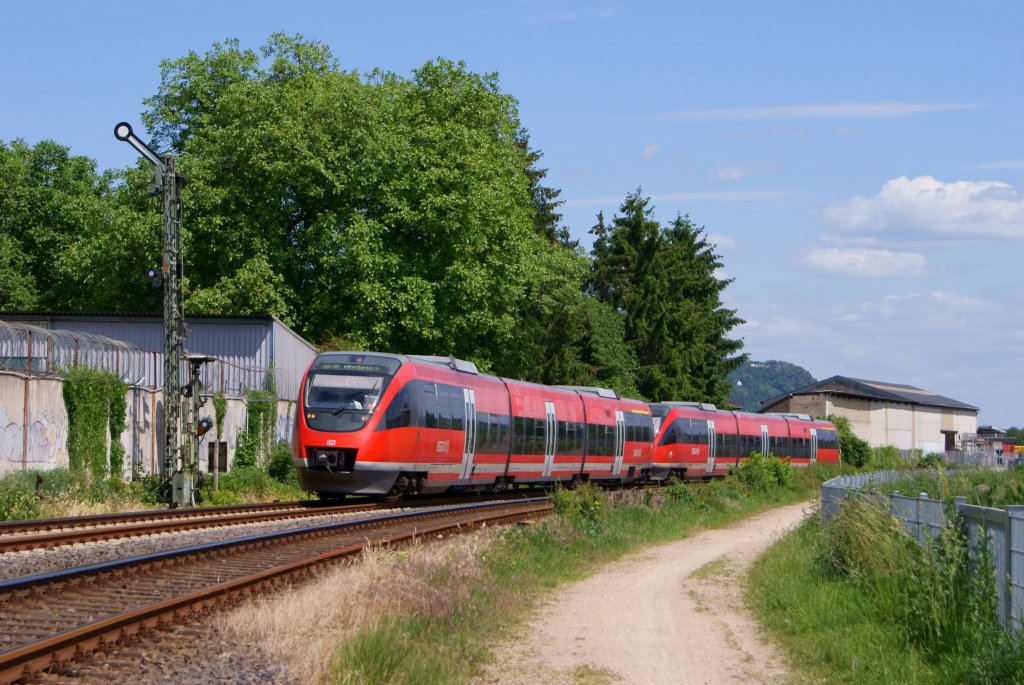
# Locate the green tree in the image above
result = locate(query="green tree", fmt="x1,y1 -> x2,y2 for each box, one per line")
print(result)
589,191 -> 746,402
0,139 -> 160,313
140,35 -> 570,376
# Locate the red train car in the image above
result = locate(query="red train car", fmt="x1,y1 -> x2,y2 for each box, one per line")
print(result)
649,402 -> 840,480
294,352 -> 655,498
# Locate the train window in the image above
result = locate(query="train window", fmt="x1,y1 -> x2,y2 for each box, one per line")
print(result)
659,419 -> 678,446
445,386 -> 464,431
535,417 -> 547,454
420,382 -> 438,428
437,388 -> 452,430
680,419 -> 701,444
497,414 -> 510,453
476,413 -> 489,452
383,387 -> 411,430
513,416 -> 526,453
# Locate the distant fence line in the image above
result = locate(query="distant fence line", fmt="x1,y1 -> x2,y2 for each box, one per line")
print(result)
0,320 -> 291,397
822,471 -> 1024,633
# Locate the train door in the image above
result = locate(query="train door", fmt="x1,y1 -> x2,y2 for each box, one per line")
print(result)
541,401 -> 557,477
761,424 -> 769,457
810,428 -> 818,465
706,420 -> 717,473
612,410 -> 625,476
459,389 -> 477,480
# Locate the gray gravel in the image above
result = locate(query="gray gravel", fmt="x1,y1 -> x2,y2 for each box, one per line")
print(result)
0,506 -> 422,581
34,618 -> 302,684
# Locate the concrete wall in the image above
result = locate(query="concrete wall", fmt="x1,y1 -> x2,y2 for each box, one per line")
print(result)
764,392 -> 977,452
0,372 -> 69,476
1,371 -> 297,479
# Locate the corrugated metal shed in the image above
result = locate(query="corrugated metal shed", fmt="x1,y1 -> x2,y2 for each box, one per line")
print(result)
0,312 -> 315,400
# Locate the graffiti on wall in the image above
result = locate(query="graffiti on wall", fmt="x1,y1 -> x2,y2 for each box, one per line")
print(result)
0,409 -> 67,467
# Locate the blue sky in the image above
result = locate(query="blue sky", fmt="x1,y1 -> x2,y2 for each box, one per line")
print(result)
3,1 -> 1022,427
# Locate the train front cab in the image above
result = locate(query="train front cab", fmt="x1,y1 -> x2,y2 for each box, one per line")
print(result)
295,352 -> 413,496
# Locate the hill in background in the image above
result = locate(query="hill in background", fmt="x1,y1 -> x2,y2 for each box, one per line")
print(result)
727,360 -> 817,412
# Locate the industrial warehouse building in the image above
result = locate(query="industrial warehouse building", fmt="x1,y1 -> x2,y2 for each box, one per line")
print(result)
760,376 -> 978,453
0,313 -> 317,478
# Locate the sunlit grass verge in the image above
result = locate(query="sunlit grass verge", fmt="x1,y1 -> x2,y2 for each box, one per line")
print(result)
870,464 -> 1024,509
0,464 -> 309,520
748,498 -> 1024,685
226,457 -> 833,685
0,468 -> 155,520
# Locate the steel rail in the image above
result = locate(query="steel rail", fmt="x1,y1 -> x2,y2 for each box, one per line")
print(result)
0,498 -> 551,684
0,502 -> 380,553
0,500 -> 320,536
0,491 -> 542,553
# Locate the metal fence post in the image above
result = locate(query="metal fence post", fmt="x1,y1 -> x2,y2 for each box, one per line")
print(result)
1007,506 -> 1024,633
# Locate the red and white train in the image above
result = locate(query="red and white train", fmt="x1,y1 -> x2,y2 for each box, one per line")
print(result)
293,352 -> 840,498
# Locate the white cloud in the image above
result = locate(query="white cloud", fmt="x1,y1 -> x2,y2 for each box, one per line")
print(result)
656,101 -> 979,123
731,289 -> 1019,423
564,189 -> 794,207
715,166 -> 746,181
821,176 -> 1024,240
836,126 -> 860,137
797,247 -> 927,278
642,144 -> 659,159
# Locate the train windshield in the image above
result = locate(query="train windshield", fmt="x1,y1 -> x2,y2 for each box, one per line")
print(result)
303,354 -> 402,432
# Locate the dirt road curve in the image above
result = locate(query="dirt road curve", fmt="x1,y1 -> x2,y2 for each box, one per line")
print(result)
476,501 -> 812,685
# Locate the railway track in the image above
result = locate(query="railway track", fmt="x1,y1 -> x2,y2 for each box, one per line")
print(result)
0,500 -> 374,553
0,497 -> 552,684
0,491 -> 546,553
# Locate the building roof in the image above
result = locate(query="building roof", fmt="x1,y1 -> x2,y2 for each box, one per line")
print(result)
760,375 -> 978,413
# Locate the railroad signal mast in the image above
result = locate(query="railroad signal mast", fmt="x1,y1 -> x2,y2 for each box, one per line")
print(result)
114,122 -> 195,507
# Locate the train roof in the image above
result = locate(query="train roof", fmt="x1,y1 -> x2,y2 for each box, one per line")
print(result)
654,401 -> 719,411
554,385 -> 620,399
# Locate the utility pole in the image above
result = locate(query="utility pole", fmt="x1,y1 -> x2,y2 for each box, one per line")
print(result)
114,122 -> 191,507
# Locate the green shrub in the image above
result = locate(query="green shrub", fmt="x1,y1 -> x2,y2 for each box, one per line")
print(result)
550,482 -> 605,527
735,452 -> 775,491
268,440 -> 296,483
663,479 -> 704,509
870,445 -> 902,470
766,456 -> 795,488
734,453 -> 794,492
0,480 -> 39,521
827,414 -> 870,468
917,452 -> 946,470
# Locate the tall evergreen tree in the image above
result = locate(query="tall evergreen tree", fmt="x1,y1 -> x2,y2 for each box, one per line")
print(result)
589,190 -> 746,403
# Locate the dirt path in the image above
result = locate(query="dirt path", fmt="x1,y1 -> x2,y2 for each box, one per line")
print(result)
475,501 -> 812,685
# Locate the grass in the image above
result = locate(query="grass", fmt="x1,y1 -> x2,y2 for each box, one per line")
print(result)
748,497 -> 1024,685
0,465 -> 308,520
870,464 -> 1024,509
222,458 -> 839,685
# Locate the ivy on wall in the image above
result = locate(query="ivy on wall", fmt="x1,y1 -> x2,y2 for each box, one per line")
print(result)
62,368 -> 128,479
234,388 -> 277,469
